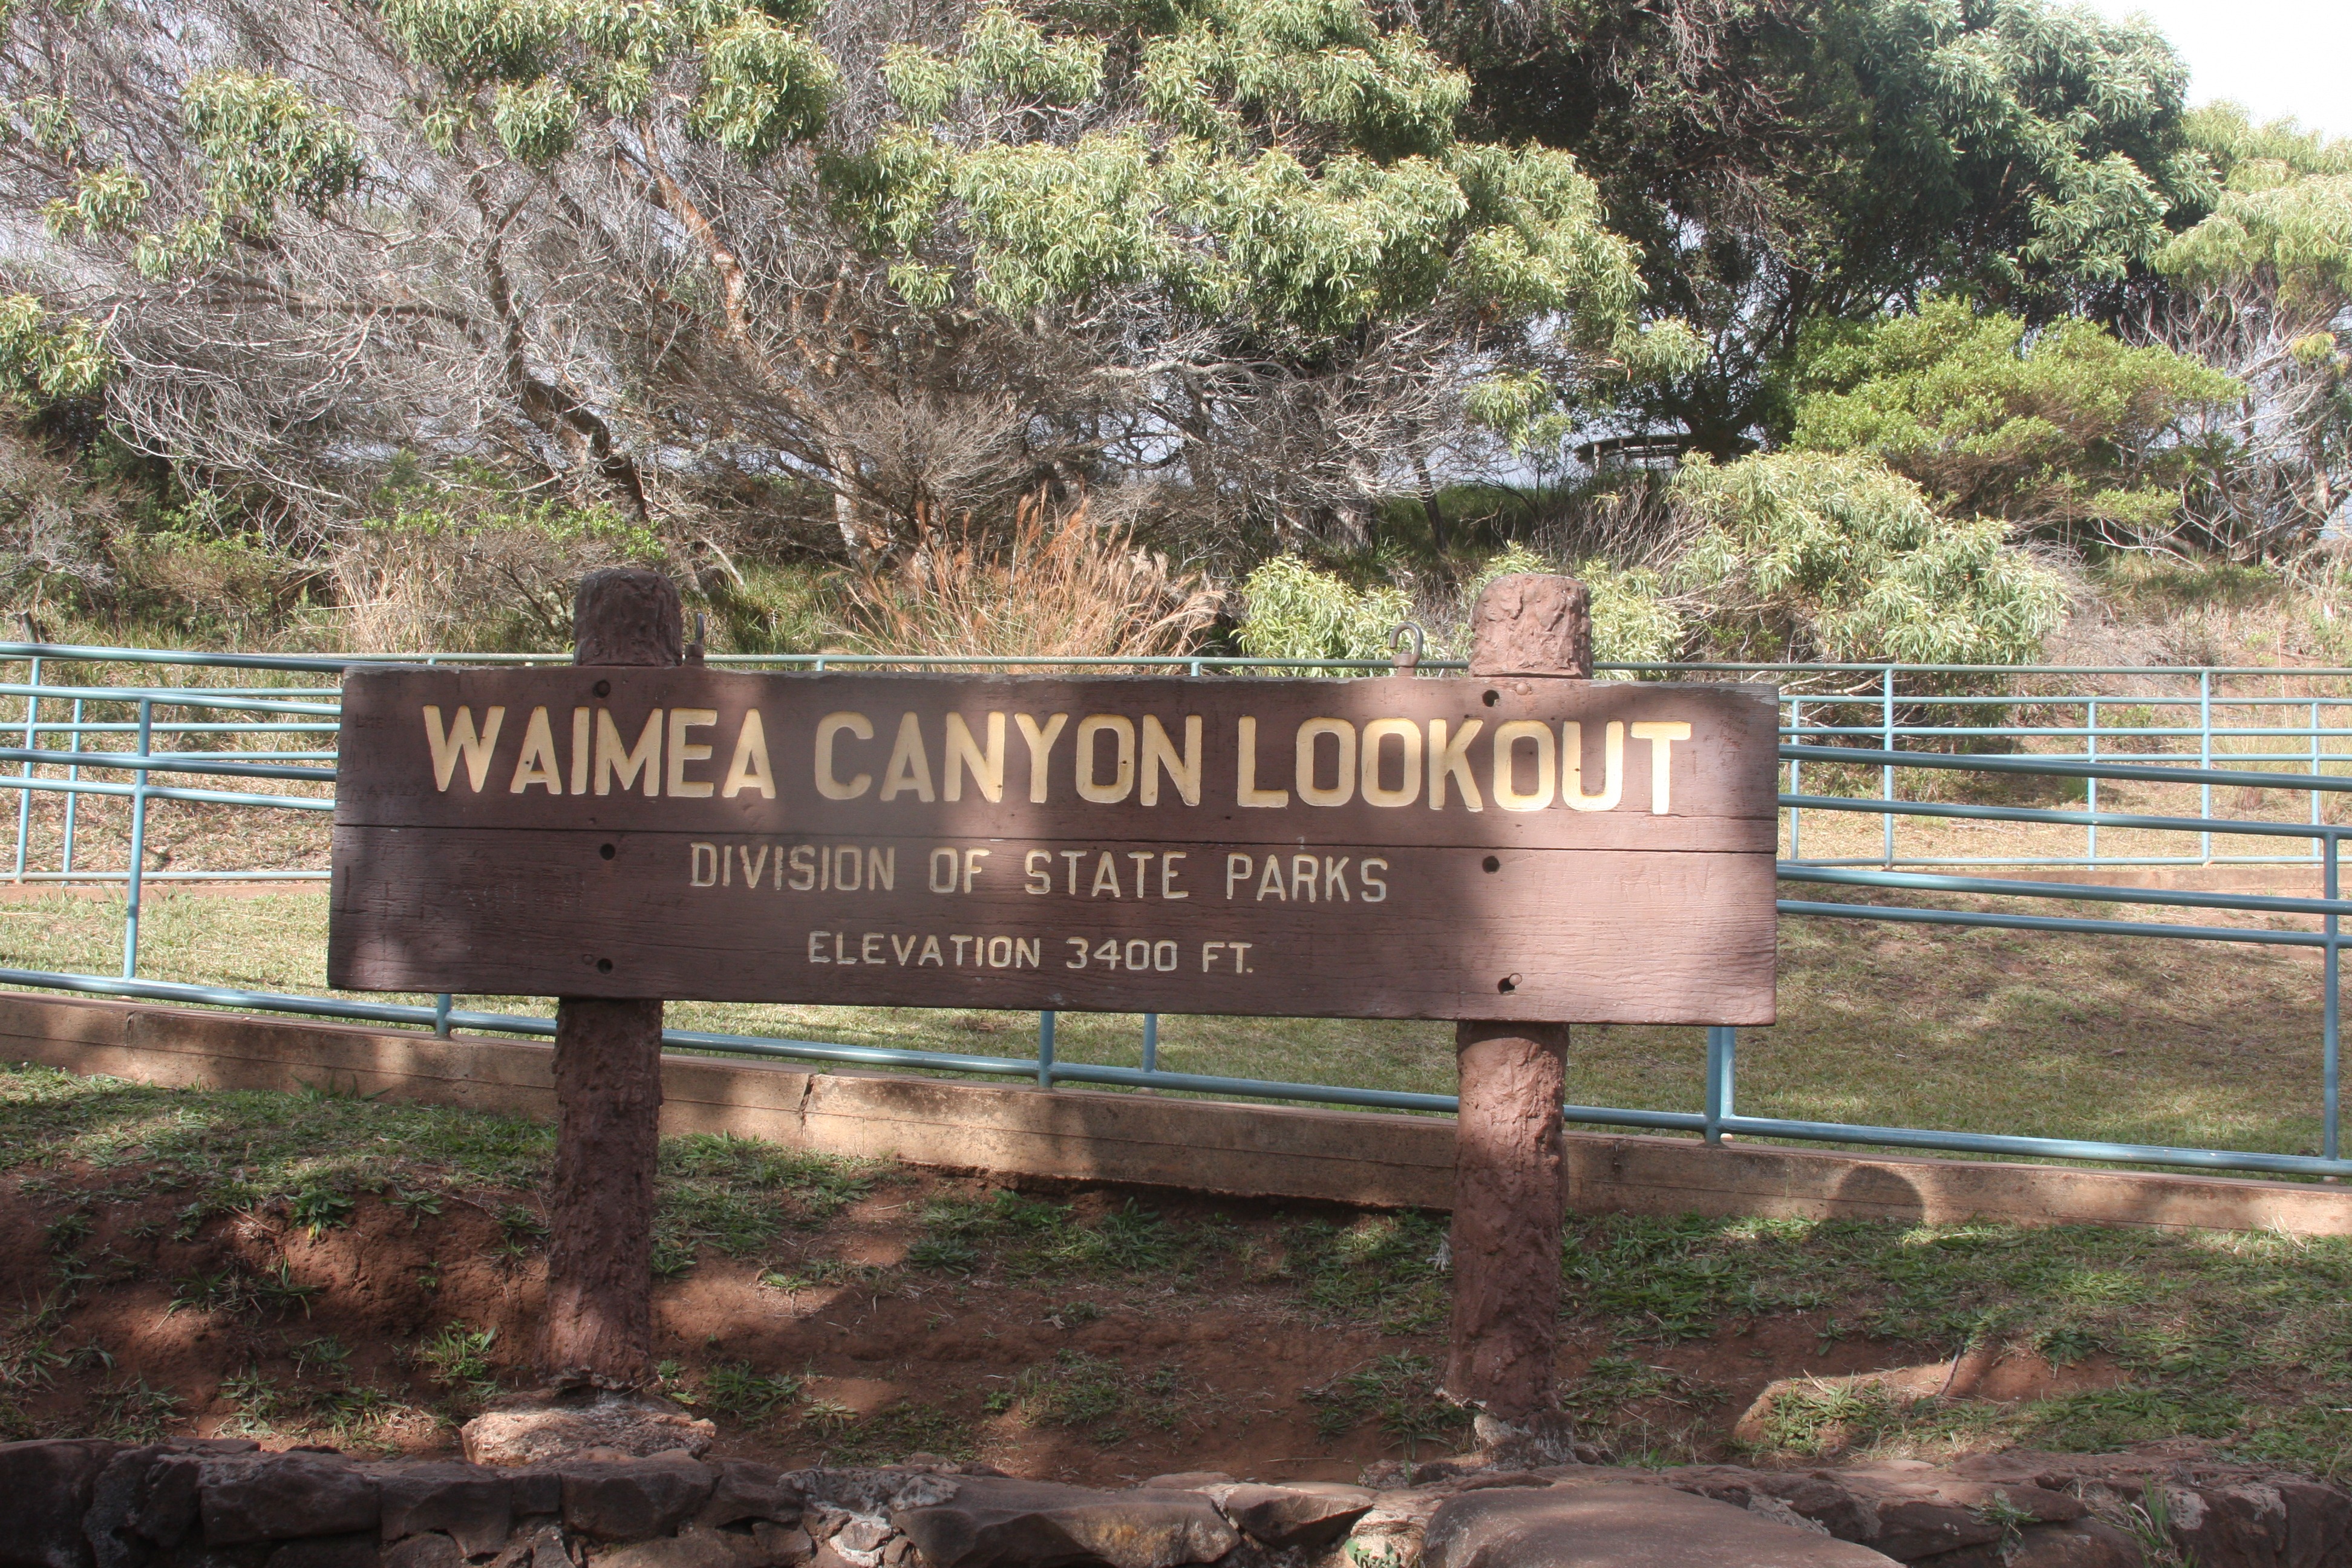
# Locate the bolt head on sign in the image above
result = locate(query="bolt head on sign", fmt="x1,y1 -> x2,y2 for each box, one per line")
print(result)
327,613 -> 1777,1024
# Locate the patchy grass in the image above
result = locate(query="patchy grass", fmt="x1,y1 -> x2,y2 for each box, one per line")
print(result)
10,1065 -> 2352,1479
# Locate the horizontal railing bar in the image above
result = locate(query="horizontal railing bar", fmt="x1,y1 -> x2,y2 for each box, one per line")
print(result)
1779,864 -> 2352,916
1781,792 -> 2337,839
1708,1113 -> 2352,1178
0,776 -> 335,811
1778,898 -> 2334,947
0,684 -> 342,715
1782,744 -> 2352,793
0,747 -> 333,782
8,869 -> 328,881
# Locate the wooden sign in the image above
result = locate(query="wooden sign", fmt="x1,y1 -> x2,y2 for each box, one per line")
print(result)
328,669 -> 1779,1022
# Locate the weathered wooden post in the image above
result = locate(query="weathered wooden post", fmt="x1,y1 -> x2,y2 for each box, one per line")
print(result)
1445,573 -> 1590,1435
544,567 -> 681,1389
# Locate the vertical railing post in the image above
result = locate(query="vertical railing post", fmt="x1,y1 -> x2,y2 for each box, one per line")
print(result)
2313,697 -> 2325,864
1037,1010 -> 1056,1089
2086,696 -> 2099,866
1787,697 -> 1802,861
1141,1011 -> 1158,1077
1881,665 -> 1895,869
2327,834 -> 2341,1165
2200,669 -> 2213,864
122,696 -> 151,980
1704,1026 -> 1736,1146
15,655 -> 39,881
61,696 -> 81,878
434,993 -> 453,1039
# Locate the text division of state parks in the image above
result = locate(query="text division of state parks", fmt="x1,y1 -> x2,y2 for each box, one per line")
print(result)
328,669 -> 1779,1023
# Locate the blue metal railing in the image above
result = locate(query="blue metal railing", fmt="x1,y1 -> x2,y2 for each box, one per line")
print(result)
4,643 -> 2352,1181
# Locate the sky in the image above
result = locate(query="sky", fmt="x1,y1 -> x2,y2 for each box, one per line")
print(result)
2080,0 -> 2348,134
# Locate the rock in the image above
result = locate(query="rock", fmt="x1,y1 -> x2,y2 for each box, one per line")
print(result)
561,1455 -> 718,1541
87,1448 -> 172,1568
484,1526 -> 570,1568
200,1455 -> 381,1546
378,1538 -> 462,1568
2,1438 -> 121,1568
262,1537 -> 380,1568
474,1397 -> 716,1471
1924,1517 -> 2147,1568
1422,1482 -> 1904,1567
2279,1478 -> 2352,1568
891,1475 -> 1240,1568
370,1464 -> 513,1557
466,1393 -> 717,1468
1212,1483 -> 1374,1549
697,1463 -> 797,1529
590,1535 -> 739,1568
1139,1476 -> 1229,1494
749,1526 -> 812,1568
509,1471 -> 564,1521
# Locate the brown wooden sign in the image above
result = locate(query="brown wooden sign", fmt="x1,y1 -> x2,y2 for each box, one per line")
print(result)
327,668 -> 1779,1022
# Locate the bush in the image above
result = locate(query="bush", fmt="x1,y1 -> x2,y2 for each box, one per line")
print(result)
1666,452 -> 2067,666
837,493 -> 1217,659
1235,555 -> 1413,668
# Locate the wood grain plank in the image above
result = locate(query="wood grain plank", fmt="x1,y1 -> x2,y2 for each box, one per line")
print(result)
328,826 -> 1775,1023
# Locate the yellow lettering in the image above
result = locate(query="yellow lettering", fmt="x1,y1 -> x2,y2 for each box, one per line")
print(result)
667,708 -> 717,798
1429,718 -> 1483,811
1236,717 -> 1289,808
423,705 -> 505,793
595,708 -> 662,797
1295,717 -> 1356,808
569,707 -> 590,795
508,707 -> 561,794
1360,717 -> 1422,808
1492,719 -> 1555,812
945,712 -> 1006,803
722,710 -> 777,799
1014,712 -> 1069,803
1076,715 -> 1136,804
1140,715 -> 1201,806
880,711 -> 936,802
1630,720 -> 1692,814
814,712 -> 874,800
1564,721 -> 1624,811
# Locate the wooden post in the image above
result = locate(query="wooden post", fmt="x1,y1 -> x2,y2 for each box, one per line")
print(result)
544,568 -> 681,1389
1445,572 -> 1592,1427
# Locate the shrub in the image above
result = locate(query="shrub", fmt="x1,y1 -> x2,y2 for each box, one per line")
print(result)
1667,452 -> 2066,667
838,493 -> 1216,658
1235,554 -> 1411,667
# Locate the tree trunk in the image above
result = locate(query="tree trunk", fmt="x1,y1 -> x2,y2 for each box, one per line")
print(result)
1444,1021 -> 1569,1420
543,567 -> 681,1389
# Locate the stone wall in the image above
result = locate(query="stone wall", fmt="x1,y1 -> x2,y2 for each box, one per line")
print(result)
5,1438 -> 2348,1568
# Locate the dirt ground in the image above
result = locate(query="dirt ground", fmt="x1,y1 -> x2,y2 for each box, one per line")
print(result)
0,1155 -> 2121,1485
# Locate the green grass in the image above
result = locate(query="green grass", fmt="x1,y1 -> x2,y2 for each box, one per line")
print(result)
4,883 -> 2340,1171
14,1065 -> 2352,1475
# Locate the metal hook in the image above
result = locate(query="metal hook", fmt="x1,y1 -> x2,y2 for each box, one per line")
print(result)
1390,622 -> 1426,671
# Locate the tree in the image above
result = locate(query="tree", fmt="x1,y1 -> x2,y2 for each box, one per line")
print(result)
2145,106 -> 2352,557
1449,0 -> 2213,460
0,0 -> 1671,557
1785,295 -> 2238,545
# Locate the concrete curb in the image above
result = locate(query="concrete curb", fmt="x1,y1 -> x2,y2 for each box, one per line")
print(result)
4,991 -> 2348,1234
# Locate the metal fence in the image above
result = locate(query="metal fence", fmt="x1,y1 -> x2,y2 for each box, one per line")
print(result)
3,641 -> 2350,1184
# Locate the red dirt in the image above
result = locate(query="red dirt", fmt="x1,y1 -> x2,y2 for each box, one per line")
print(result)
0,1165 -> 2117,1485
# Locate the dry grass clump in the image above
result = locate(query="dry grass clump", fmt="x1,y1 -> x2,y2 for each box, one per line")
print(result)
838,494 -> 1220,659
